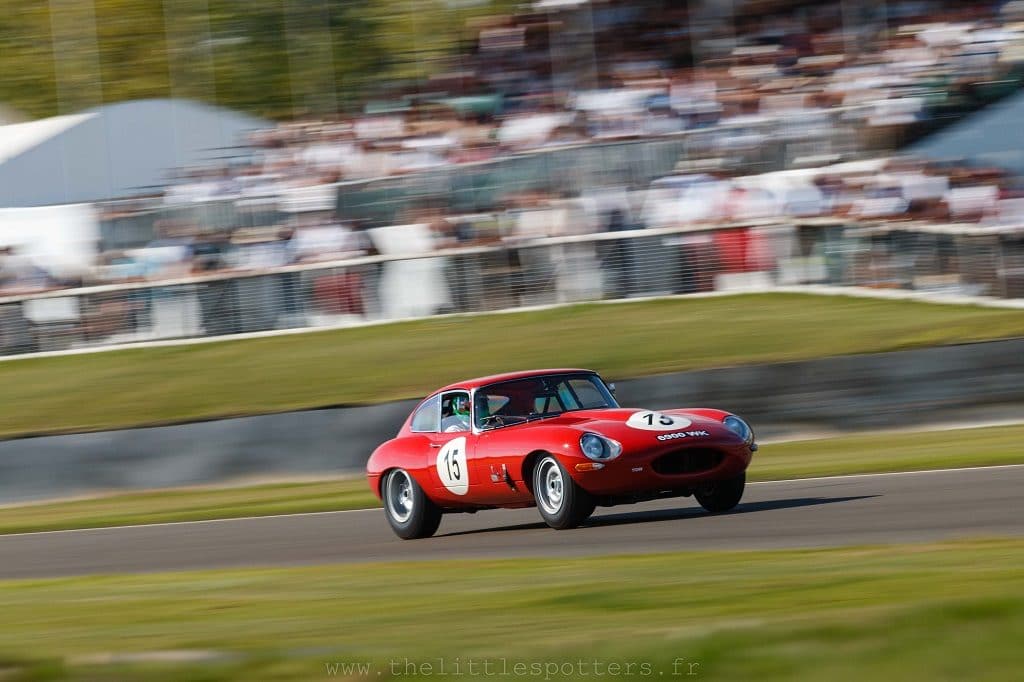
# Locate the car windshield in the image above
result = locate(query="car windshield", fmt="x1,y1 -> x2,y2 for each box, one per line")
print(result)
474,373 -> 618,431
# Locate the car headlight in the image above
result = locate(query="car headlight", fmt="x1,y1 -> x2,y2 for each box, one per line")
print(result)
580,433 -> 622,461
723,415 -> 753,443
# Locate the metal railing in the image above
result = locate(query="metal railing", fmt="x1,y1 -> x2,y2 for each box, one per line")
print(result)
3,218 -> 1023,356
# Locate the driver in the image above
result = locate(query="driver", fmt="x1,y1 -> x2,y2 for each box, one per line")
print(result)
441,394 -> 471,432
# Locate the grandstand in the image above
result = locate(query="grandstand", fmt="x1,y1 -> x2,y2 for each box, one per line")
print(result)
2,0 -> 1024,356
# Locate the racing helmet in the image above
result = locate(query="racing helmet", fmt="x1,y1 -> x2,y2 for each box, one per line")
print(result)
452,394 -> 470,416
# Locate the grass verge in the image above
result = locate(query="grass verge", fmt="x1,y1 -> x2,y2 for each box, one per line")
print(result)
1,293 -> 1023,438
0,540 -> 1021,680
2,423 -> 1023,535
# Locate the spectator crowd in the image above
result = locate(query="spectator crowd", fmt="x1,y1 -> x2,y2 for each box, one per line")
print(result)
160,0 -> 1024,203
5,0 -> 1024,299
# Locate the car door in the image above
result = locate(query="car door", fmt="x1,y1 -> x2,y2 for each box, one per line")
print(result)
425,391 -> 476,504
470,430 -> 535,505
469,387 -> 536,506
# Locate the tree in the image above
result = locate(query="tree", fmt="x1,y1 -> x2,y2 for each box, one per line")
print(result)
0,0 -> 515,120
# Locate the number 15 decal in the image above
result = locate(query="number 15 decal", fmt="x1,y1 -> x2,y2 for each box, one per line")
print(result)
436,437 -> 469,495
626,411 -> 692,431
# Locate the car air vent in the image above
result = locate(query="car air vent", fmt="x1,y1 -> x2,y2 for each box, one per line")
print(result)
651,448 -> 724,475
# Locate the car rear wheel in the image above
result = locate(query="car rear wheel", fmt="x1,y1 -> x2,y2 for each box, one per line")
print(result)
383,469 -> 442,539
533,455 -> 595,529
695,471 -> 746,513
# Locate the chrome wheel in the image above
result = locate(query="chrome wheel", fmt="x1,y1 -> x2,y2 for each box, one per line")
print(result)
532,454 -> 595,530
536,458 -> 564,515
386,470 -> 415,523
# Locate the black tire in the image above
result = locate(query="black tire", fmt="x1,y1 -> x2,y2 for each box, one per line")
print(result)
382,469 -> 442,539
533,455 -> 595,529
695,471 -> 746,513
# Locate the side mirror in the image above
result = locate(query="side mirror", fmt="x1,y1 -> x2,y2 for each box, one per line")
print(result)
607,382 -> 617,396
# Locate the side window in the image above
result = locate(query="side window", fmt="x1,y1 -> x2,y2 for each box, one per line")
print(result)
440,391 -> 471,433
410,395 -> 441,433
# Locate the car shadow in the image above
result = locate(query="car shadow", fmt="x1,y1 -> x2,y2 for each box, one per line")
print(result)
587,495 -> 879,528
437,495 -> 878,537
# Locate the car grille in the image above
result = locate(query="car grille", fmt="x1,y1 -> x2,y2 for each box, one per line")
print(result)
651,448 -> 724,475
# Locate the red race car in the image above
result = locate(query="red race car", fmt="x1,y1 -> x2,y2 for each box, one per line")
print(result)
367,369 -> 757,539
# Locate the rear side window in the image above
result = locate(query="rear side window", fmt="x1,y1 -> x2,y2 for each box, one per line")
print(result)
411,395 -> 441,432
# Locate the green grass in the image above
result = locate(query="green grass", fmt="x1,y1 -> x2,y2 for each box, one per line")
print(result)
2,423 -> 1022,536
1,293 -> 1023,439
0,479 -> 379,535
0,540 -> 1022,680
753,423 -> 1024,480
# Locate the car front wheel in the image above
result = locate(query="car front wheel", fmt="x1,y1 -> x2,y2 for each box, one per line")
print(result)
383,469 -> 442,539
533,455 -> 595,529
695,471 -> 746,513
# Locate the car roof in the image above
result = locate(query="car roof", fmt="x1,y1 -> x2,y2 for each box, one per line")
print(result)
433,368 -> 599,394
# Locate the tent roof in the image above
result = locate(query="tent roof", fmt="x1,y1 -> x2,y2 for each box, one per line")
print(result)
0,99 -> 269,208
0,113 -> 94,165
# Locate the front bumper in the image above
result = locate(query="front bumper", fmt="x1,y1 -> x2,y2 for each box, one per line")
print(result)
567,440 -> 754,497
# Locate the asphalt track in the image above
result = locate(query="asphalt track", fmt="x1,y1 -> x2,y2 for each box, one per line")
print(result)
1,465 -> 1022,579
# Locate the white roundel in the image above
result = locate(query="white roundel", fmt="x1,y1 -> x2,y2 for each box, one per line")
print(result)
436,436 -> 469,495
626,410 -> 692,431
